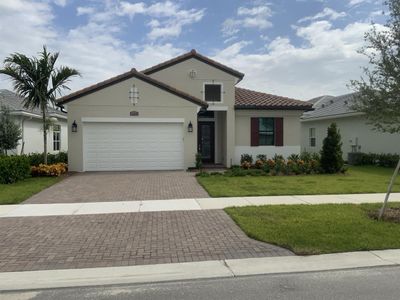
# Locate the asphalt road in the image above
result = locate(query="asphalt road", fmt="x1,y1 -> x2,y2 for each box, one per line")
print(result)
3,266 -> 400,300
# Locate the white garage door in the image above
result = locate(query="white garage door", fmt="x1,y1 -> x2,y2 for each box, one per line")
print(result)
83,122 -> 184,171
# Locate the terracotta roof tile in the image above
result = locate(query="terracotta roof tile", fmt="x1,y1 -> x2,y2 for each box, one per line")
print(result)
235,87 -> 313,110
142,49 -> 245,80
57,69 -> 208,108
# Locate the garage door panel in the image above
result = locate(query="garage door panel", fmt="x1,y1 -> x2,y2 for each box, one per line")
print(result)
83,122 -> 184,171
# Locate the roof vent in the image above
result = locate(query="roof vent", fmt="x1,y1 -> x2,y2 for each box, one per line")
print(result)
344,100 -> 348,105
188,69 -> 197,79
321,104 -> 325,108
330,99 -> 334,104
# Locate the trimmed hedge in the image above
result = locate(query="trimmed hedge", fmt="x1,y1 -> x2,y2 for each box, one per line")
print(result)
349,152 -> 399,168
26,152 -> 68,166
0,155 -> 31,184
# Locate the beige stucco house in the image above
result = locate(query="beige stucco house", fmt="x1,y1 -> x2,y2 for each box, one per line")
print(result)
58,50 -> 312,172
301,93 -> 400,159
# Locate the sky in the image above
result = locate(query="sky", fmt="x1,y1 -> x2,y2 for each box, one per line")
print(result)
0,0 -> 387,100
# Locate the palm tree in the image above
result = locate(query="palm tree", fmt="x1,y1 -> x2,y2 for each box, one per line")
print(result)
0,46 -> 79,164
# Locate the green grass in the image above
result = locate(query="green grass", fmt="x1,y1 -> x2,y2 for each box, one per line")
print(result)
225,203 -> 400,255
0,177 -> 63,205
197,166 -> 400,197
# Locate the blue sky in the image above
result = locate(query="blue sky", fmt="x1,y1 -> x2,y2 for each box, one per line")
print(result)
0,0 -> 386,99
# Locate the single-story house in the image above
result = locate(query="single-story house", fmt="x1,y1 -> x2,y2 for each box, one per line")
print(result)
301,92 -> 400,159
0,89 -> 68,155
58,50 -> 312,172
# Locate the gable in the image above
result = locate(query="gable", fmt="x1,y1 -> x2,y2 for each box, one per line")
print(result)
142,49 -> 244,81
57,69 -> 207,108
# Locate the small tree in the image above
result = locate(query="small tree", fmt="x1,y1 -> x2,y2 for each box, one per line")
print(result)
350,0 -> 400,219
0,46 -> 79,164
320,123 -> 344,174
0,105 -> 22,155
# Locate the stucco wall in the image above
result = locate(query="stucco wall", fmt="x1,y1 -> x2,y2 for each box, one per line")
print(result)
66,75 -> 200,172
233,109 -> 304,164
301,115 -> 400,159
148,58 -> 237,166
10,116 -> 67,155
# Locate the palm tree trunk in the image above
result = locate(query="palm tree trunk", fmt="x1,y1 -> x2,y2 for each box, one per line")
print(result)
42,107 -> 48,164
379,158 -> 400,220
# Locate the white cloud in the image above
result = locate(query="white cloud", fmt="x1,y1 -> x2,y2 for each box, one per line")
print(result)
76,6 -> 96,16
348,0 -> 368,6
299,8 -> 347,23
118,1 -> 205,40
222,2 -> 273,37
0,0 -> 185,93
213,21 -> 386,99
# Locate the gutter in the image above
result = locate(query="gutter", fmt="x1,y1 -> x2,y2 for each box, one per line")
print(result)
300,112 -> 364,122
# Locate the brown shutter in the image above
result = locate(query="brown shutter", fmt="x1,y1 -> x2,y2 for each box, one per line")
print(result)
251,118 -> 259,146
275,118 -> 283,146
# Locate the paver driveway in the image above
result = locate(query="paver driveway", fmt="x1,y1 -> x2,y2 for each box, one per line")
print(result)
0,210 -> 293,272
24,171 -> 209,204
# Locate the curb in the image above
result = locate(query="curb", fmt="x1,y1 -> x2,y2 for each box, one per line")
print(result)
0,250 -> 399,292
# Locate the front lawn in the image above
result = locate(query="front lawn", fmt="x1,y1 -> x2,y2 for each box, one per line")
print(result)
0,177 -> 63,205
197,166 -> 400,197
225,203 -> 400,255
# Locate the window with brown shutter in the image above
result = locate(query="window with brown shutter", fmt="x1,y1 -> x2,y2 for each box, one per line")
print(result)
251,117 -> 284,147
274,118 -> 284,146
251,118 -> 259,146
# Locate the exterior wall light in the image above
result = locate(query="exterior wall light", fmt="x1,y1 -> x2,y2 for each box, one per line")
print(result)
129,84 -> 139,106
71,120 -> 78,133
188,121 -> 193,133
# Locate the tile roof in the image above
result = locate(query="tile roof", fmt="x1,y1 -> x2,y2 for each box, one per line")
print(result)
0,89 -> 66,118
57,68 -> 208,108
235,87 -> 313,110
141,49 -> 245,80
301,92 -> 359,120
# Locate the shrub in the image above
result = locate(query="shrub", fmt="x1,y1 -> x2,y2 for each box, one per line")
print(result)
263,163 -> 271,174
240,154 -> 253,164
254,159 -> 264,169
320,123 -> 344,174
256,154 -> 267,162
27,152 -> 68,166
241,161 -> 252,169
31,163 -> 68,177
348,152 -> 399,168
300,151 -> 312,162
0,155 -> 30,184
287,154 -> 300,162
195,153 -> 203,169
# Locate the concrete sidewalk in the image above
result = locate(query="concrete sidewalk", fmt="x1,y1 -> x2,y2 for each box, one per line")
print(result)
1,193 -> 400,218
0,249 -> 399,291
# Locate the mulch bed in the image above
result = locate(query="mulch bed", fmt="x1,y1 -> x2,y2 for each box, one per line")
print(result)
369,208 -> 400,223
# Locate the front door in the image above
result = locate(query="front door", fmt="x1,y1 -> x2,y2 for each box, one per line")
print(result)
198,122 -> 215,163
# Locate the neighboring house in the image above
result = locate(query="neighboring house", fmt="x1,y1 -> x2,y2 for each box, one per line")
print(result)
0,89 -> 68,155
58,50 -> 312,172
301,92 -> 400,159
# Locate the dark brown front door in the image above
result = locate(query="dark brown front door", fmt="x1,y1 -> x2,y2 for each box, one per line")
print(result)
198,121 -> 215,163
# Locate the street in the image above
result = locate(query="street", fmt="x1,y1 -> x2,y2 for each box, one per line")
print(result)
3,266 -> 400,300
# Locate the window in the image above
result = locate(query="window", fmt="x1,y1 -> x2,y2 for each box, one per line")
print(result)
204,84 -> 222,102
309,128 -> 316,147
259,118 -> 275,146
53,124 -> 61,151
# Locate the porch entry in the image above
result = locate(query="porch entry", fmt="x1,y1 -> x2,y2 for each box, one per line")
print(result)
198,121 -> 215,163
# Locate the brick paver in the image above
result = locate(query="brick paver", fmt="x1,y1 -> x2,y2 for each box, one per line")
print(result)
0,210 -> 292,272
25,171 -> 209,204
